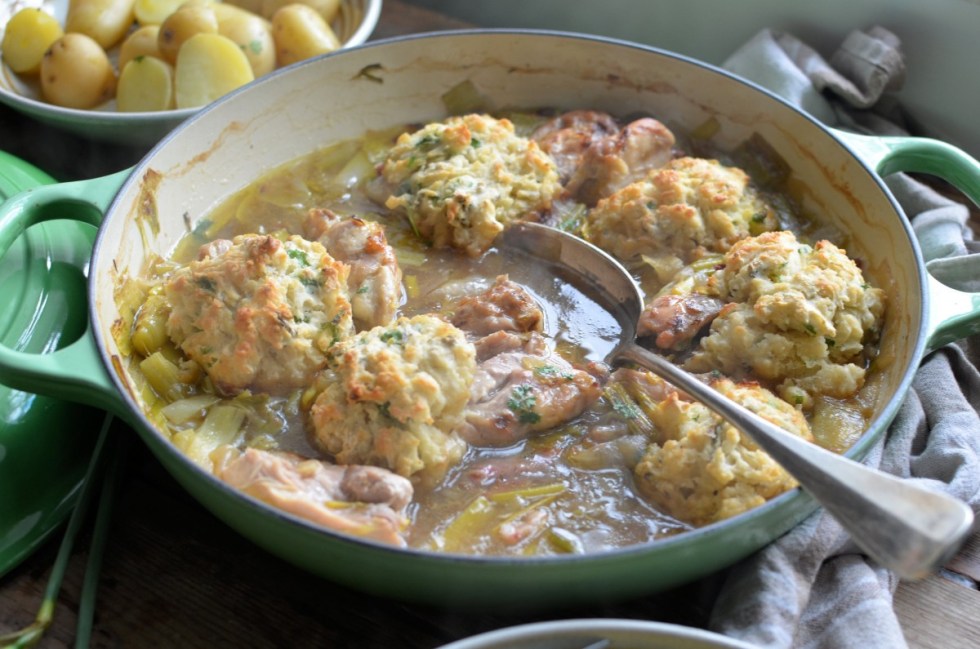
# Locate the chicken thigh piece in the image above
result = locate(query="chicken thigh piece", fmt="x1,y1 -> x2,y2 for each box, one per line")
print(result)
566,117 -> 677,205
451,274 -> 544,336
530,109 -> 620,182
305,207 -> 403,330
456,331 -> 603,448
638,293 -> 726,351
214,446 -> 413,546
448,278 -> 603,447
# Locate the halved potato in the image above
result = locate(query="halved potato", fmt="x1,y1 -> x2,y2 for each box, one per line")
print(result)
158,2 -> 219,63
174,32 -> 254,108
118,56 -> 175,112
119,25 -> 164,71
65,0 -> 136,50
272,3 -> 340,67
261,0 -> 341,21
135,0 -> 193,26
214,3 -> 276,77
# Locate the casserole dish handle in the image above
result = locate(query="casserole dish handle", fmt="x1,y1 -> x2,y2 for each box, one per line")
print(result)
834,131 -> 980,351
0,170 -> 133,419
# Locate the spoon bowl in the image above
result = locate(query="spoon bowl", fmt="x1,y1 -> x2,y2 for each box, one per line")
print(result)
501,220 -> 974,580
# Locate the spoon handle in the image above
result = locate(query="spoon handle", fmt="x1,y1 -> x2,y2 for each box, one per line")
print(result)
617,343 -> 974,580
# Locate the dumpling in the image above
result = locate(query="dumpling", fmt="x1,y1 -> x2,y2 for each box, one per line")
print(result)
309,314 -> 476,481
165,233 -> 353,395
379,113 -> 561,256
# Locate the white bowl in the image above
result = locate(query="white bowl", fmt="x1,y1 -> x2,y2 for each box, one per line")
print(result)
0,0 -> 382,147
435,619 -> 758,649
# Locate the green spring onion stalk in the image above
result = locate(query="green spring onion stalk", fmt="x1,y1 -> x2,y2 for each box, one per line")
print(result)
0,415 -> 124,649
74,423 -> 128,649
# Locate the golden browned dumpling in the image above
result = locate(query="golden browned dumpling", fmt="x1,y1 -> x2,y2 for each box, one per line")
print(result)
309,314 -> 476,480
164,234 -> 353,395
380,113 -> 562,256
631,373 -> 813,526
585,156 -> 778,282
686,230 -> 885,406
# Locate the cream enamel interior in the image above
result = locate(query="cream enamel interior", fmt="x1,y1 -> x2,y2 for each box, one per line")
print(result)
92,31 -> 922,530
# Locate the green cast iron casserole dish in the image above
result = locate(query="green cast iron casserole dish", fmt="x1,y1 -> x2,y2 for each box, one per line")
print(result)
1,31 -> 979,607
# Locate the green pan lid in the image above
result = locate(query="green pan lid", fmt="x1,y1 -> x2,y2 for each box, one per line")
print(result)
0,150 -> 106,577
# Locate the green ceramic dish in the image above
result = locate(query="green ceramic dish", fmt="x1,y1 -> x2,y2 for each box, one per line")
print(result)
0,31 -> 978,607
0,149 -> 104,577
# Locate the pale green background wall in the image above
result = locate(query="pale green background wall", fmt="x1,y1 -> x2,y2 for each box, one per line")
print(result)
410,0 -> 980,158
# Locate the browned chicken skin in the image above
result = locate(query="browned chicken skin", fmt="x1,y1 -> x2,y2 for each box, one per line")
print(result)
447,277 -> 604,447
565,116 -> 677,205
305,207 -> 403,330
531,109 -> 620,182
638,293 -> 726,350
214,447 -> 413,546
451,274 -> 544,336
458,332 -> 603,447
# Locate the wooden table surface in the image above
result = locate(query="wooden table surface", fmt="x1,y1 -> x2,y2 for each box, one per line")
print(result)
1,2 -> 978,647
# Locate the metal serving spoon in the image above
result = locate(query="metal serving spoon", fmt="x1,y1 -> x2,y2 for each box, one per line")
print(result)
501,221 -> 974,580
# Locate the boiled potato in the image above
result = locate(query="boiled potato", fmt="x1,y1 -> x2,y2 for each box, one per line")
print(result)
213,3 -> 275,77
224,0 -> 265,14
261,0 -> 340,21
272,3 -> 340,67
1,8 -> 64,75
158,2 -> 219,63
65,0 -> 137,50
134,0 -> 191,26
174,32 -> 254,108
117,56 -> 175,111
119,25 -> 164,70
40,33 -> 116,109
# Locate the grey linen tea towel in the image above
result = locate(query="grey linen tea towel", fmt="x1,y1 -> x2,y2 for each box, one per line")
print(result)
706,27 -> 980,649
